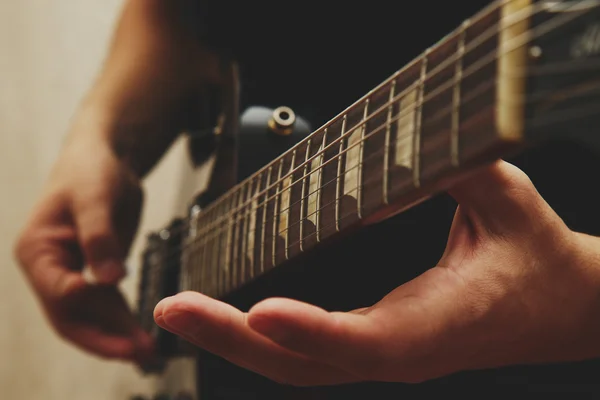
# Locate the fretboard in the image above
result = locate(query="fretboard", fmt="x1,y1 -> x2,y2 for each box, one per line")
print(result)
178,0 -> 600,298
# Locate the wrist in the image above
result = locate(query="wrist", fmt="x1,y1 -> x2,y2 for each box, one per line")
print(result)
63,105 -> 143,177
563,231 -> 600,360
65,98 -> 180,179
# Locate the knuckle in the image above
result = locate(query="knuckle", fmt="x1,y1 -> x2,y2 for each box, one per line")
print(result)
493,162 -> 535,194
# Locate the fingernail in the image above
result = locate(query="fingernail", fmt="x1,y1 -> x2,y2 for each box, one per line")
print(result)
249,315 -> 289,342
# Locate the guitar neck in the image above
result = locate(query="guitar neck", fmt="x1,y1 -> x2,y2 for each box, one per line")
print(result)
175,0 -> 600,298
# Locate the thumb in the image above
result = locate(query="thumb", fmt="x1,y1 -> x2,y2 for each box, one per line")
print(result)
75,199 -> 126,284
448,160 -> 551,236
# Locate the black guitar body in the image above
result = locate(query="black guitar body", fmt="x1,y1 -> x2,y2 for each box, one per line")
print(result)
193,103 -> 600,398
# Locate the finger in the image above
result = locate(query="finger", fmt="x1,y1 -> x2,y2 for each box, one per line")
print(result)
448,160 -> 553,235
57,284 -> 155,361
154,292 -> 358,386
64,325 -> 154,362
15,222 -> 87,301
74,198 -> 126,284
247,297 -> 390,380
60,324 -> 141,360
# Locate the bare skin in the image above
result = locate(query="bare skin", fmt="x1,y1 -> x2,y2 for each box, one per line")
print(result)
154,161 -> 600,385
13,0 -> 217,362
13,0 -> 600,384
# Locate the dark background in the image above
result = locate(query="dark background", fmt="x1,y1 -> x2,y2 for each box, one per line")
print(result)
194,0 -> 600,396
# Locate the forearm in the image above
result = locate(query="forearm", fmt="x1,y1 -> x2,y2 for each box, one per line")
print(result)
70,0 -> 220,177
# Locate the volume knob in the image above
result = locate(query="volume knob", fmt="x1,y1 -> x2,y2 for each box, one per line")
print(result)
268,106 -> 296,136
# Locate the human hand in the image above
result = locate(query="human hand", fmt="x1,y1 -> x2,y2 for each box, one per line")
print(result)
14,133 -> 153,363
153,160 -> 600,385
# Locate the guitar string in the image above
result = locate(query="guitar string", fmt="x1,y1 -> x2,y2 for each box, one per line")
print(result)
194,0 -> 526,216
183,49 -> 593,255
189,50 -> 600,249
192,0 -> 598,228
190,0 -> 538,222
189,99 -> 600,297
140,2 -> 596,299
169,49 -> 600,295
160,81 -> 600,297
154,0 -> 589,245
149,6 -> 600,281
143,0 -> 599,301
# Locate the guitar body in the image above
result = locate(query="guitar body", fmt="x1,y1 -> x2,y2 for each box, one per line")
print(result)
193,115 -> 600,398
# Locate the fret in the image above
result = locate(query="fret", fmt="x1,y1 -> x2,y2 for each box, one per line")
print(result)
420,32 -> 461,183
186,206 -> 199,293
246,174 -> 260,279
338,100 -> 365,230
209,208 -> 221,298
252,172 -> 266,277
459,7 -> 502,160
240,179 -> 253,282
319,118 -> 344,240
276,151 -> 295,263
299,138 -> 311,252
452,21 -> 468,167
387,59 -> 422,202
414,51 -> 427,188
356,100 -> 368,218
304,130 -> 326,248
334,116 -> 346,232
138,0 -> 568,314
395,88 -> 418,170
210,202 -> 222,298
219,194 -> 233,295
195,210 -> 206,294
231,184 -> 246,289
183,205 -> 200,292
224,191 -> 238,293
271,160 -> 284,266
362,82 -> 393,215
383,79 -> 396,205
196,212 -> 209,293
261,166 -> 275,271
202,208 -> 215,296
187,205 -> 202,291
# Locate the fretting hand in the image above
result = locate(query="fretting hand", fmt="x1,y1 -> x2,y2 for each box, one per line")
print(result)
154,160 -> 600,385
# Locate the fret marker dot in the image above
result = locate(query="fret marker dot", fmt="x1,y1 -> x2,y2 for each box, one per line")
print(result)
529,46 -> 542,59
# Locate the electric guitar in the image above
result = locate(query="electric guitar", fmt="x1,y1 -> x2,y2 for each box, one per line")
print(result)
136,0 -> 600,397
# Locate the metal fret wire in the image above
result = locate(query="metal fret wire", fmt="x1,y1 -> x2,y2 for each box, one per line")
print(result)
164,0 -> 510,248
159,75 -> 600,291
196,0 -> 511,219
161,66 -> 600,295
164,13 -> 600,283
163,0 -> 574,245
144,1 -> 596,298
187,96 -> 600,295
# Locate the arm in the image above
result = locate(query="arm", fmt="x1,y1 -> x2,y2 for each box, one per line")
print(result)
154,161 -> 600,384
14,0 -> 216,362
72,0 -> 220,177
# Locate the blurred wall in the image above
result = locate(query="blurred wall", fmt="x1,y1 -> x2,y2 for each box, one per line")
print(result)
0,1 -> 198,398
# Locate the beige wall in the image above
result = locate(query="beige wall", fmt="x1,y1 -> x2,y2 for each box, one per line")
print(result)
0,1 -> 199,398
